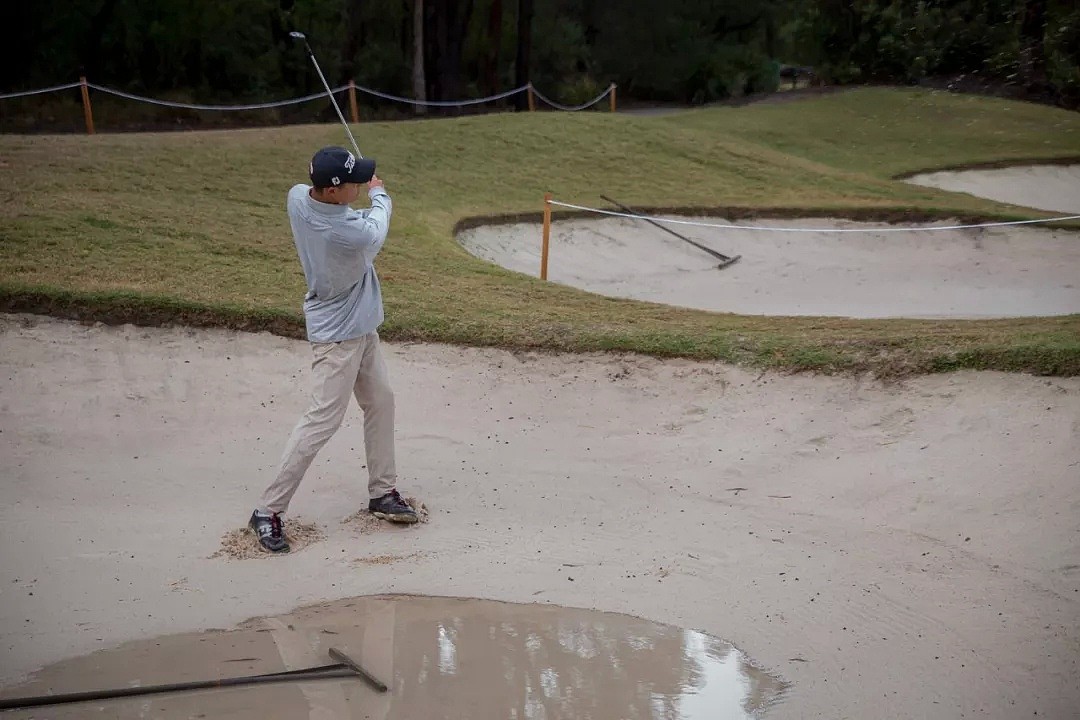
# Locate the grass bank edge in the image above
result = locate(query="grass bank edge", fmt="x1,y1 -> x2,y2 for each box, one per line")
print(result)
889,154 -> 1080,179
4,283 -> 1078,378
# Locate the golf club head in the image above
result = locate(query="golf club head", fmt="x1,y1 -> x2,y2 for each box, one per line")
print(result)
289,29 -> 365,159
289,31 -> 312,52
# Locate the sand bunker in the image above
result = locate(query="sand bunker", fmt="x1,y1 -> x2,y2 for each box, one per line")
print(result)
2,315 -> 1079,719
459,215 -> 1080,318
462,160 -> 1080,320
906,163 -> 1080,214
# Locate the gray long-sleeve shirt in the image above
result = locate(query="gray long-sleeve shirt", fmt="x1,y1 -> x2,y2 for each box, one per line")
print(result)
285,183 -> 393,343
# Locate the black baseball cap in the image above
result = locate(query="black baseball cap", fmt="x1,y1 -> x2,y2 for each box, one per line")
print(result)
309,146 -> 376,188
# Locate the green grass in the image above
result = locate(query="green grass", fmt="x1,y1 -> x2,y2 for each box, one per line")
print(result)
2,86 -> 1079,376
680,87 -> 1080,178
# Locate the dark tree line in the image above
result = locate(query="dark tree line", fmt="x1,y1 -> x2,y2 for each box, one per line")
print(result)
2,1 -> 1078,110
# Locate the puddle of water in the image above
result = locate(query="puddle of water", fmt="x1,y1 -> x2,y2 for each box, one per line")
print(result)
0,595 -> 789,719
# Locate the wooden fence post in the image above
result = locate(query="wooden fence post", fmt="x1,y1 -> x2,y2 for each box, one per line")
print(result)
527,82 -> 536,112
609,83 -> 617,113
79,76 -> 95,135
541,192 -> 552,280
348,80 -> 359,124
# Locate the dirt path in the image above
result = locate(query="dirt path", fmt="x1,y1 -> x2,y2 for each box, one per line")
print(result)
1,314 -> 1078,718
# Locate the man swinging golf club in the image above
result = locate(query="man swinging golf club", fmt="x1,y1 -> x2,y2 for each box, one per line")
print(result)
248,145 -> 418,553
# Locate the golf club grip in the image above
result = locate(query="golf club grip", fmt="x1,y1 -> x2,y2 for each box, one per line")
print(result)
0,666 -> 355,710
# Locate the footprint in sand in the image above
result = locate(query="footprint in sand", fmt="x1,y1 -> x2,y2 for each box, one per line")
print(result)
211,519 -> 325,560
342,497 -> 431,534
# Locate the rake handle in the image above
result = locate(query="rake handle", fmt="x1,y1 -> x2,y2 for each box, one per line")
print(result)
600,194 -> 735,263
329,646 -> 388,692
0,663 -> 354,711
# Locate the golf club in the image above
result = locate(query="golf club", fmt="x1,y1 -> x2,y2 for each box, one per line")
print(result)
290,31 -> 365,160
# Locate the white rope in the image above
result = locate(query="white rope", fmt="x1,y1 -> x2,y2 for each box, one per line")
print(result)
531,85 -> 614,111
2,80 -> 615,112
0,81 -> 83,99
548,200 -> 1080,233
85,83 -> 349,110
353,83 -> 528,107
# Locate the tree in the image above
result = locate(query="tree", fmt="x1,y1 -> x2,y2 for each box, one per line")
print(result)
412,0 -> 427,114
514,0 -> 533,109
4,0 -> 1078,117
422,0 -> 474,108
341,0 -> 365,86
482,0 -> 504,96
1019,0 -> 1048,92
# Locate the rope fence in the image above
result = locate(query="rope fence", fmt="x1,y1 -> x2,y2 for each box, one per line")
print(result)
531,84 -> 616,112
84,82 -> 350,111
538,197 -> 1080,279
547,200 -> 1080,233
352,83 -> 530,107
0,81 -> 84,100
0,77 -> 617,133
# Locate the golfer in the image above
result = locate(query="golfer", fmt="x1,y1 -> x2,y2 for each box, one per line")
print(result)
249,146 -> 418,553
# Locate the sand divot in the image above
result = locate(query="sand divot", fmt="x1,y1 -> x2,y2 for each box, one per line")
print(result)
352,551 -> 426,566
342,497 -> 430,534
211,519 -> 325,560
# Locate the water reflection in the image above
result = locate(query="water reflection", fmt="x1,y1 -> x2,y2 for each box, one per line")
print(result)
0,595 -> 789,719
368,595 -> 788,719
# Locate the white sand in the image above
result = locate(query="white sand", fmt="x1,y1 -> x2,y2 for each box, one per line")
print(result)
459,165 -> 1080,319
458,216 -> 1080,319
907,164 -> 1080,214
2,314 -> 1078,719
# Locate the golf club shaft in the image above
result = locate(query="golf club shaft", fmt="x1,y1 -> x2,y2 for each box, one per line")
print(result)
300,39 -> 364,159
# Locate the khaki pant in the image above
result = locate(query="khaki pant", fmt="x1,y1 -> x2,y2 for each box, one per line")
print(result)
260,332 -> 397,514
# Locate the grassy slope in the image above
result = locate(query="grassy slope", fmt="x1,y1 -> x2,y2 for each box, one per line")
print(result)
683,87 -> 1080,178
1,87 -> 1079,375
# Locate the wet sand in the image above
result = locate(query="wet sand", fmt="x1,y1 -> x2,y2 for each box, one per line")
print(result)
0,595 -> 789,718
2,314 -> 1078,719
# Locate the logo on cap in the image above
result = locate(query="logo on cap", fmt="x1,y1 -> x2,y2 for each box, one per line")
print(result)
310,145 -> 373,189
